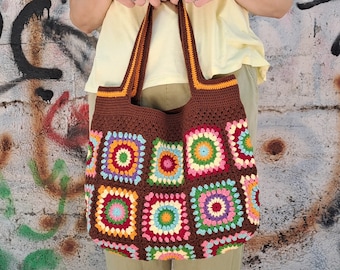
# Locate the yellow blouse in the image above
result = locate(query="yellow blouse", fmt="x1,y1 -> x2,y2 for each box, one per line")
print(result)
85,0 -> 269,93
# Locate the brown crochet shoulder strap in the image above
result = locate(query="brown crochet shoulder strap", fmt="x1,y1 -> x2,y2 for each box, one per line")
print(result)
96,6 -> 152,99
97,0 -> 237,101
177,2 -> 238,91
131,0 -> 238,103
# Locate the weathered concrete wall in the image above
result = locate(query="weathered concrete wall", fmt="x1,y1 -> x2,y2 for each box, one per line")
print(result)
0,0 -> 339,269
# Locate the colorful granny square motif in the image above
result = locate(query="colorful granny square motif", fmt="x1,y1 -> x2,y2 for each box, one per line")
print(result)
190,179 -> 244,236
93,239 -> 139,259
101,131 -> 146,185
142,192 -> 190,242
145,244 -> 196,261
225,119 -> 255,170
201,231 -> 253,258
84,184 -> 95,232
95,185 -> 138,240
148,138 -> 184,187
240,174 -> 260,225
86,130 -> 103,178
184,125 -> 228,179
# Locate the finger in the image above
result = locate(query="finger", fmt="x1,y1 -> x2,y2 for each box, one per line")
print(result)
185,0 -> 211,7
194,0 -> 212,7
169,0 -> 179,5
133,0 -> 147,6
193,0 -> 203,7
149,0 -> 162,7
117,0 -> 135,8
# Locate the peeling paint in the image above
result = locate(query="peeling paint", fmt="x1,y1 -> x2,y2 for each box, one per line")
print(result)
59,238 -> 79,257
334,75 -> 340,91
0,134 -> 13,169
262,138 -> 286,161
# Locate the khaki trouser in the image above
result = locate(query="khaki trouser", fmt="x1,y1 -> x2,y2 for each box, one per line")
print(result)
104,246 -> 243,270
87,65 -> 258,270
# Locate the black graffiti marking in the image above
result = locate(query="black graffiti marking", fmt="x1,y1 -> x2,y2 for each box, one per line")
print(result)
35,87 -> 54,102
296,0 -> 332,10
10,0 -> 62,80
0,78 -> 26,94
1,1 -> 97,94
297,0 -> 338,57
331,34 -> 340,56
42,18 -> 97,76
0,12 -> 3,39
320,193 -> 340,228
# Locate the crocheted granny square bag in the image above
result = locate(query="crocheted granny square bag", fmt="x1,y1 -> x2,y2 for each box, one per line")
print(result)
85,0 -> 260,261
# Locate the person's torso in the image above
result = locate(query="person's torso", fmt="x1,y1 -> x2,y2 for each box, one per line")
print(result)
85,0 -> 269,93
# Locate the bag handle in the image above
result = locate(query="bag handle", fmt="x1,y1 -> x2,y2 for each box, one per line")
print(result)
96,7 -> 152,100
177,1 -> 238,91
97,0 -> 238,101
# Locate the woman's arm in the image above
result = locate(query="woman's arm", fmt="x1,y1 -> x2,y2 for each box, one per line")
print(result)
235,0 -> 293,18
69,0 -> 113,34
69,0 -> 172,31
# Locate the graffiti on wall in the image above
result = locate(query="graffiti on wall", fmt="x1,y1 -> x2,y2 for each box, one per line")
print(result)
0,0 -> 97,95
0,0 -> 94,268
243,0 -> 340,263
0,11 -> 3,38
294,0 -> 340,230
0,0 -> 339,269
296,0 -> 340,56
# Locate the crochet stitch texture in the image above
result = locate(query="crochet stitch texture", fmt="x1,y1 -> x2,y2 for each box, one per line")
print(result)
85,1 -> 260,261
